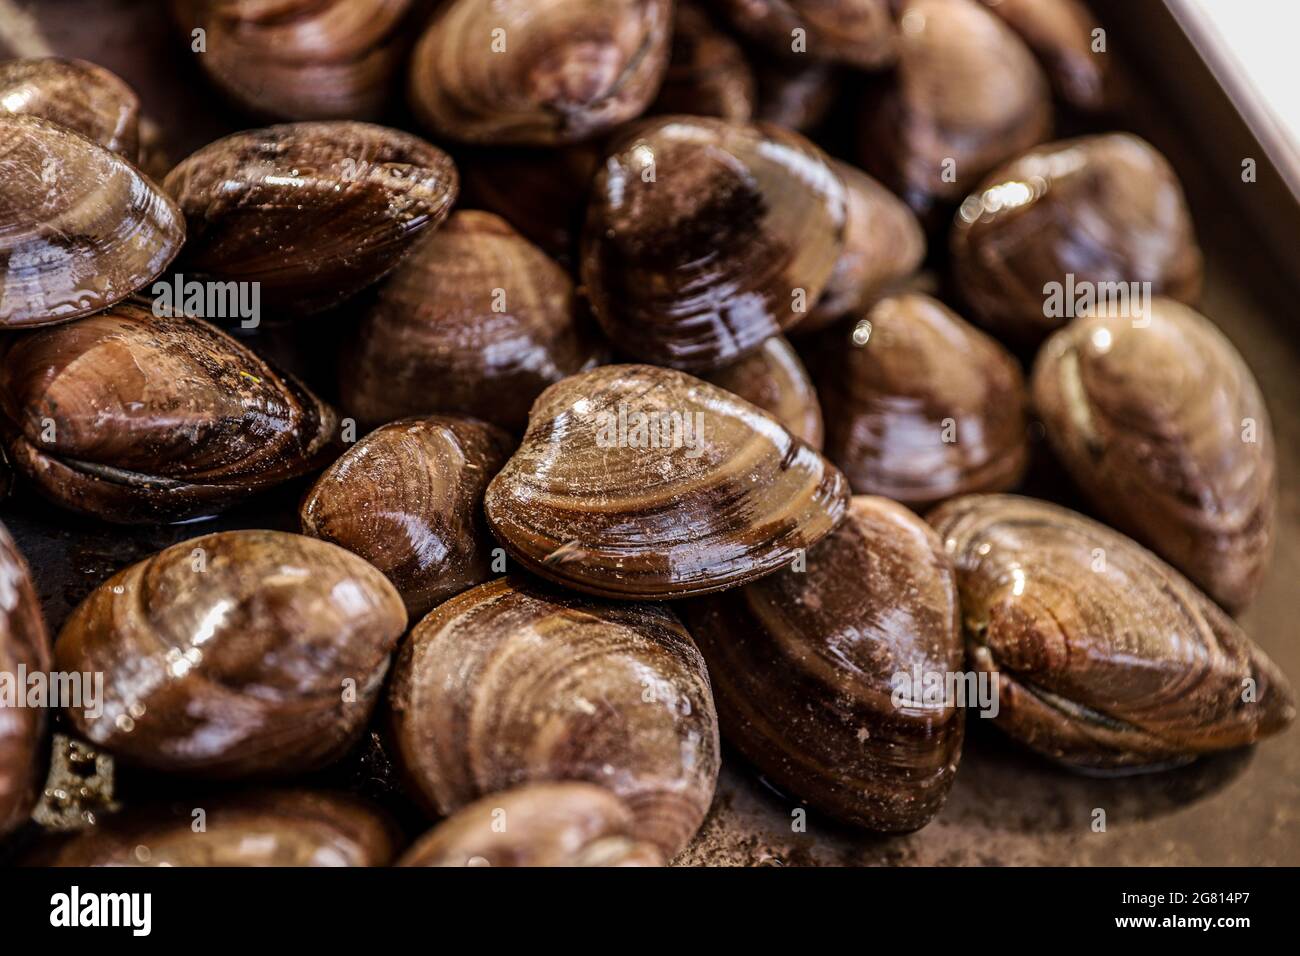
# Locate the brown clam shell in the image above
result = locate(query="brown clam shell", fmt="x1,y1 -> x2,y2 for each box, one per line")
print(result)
409,0 -> 673,145
0,303 -> 339,525
300,416 -> 515,619
754,57 -> 839,132
581,116 -> 847,371
55,531 -> 407,777
1032,299 -> 1275,613
387,577 -> 720,857
979,0 -> 1112,112
399,783 -> 665,867
483,364 -> 850,599
163,121 -> 457,315
714,0 -> 897,69
0,523 -> 51,839
0,116 -> 184,329
858,0 -> 1052,215
0,57 -> 140,158
951,133 -> 1203,343
340,210 -> 602,433
804,159 -> 927,332
705,335 -> 824,449
174,0 -> 416,121
810,293 -> 1029,508
682,495 -> 964,831
928,495 -> 1296,771
34,790 -> 397,867
650,1 -> 756,121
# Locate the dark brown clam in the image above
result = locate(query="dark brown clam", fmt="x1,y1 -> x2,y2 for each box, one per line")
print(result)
979,0 -> 1111,112
34,790 -> 397,866
483,364 -> 850,599
409,0 -> 673,145
399,783 -> 664,867
929,495 -> 1296,771
715,0 -> 897,69
581,116 -> 847,371
858,0 -> 1052,215
682,495 -> 963,831
340,210 -> 602,433
163,121 -> 457,315
803,159 -> 927,332
754,57 -> 839,132
951,133 -> 1203,343
0,57 -> 140,157
705,335 -> 824,449
55,531 -> 407,777
649,1 -> 756,121
810,293 -> 1029,507
1032,299 -> 1275,613
0,116 -> 184,329
0,523 -> 51,839
0,304 -> 339,524
173,0 -> 417,120
387,577 -> 719,857
300,416 -> 515,618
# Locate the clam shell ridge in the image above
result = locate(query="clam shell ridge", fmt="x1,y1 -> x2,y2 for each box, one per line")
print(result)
483,364 -> 850,599
581,116 -> 847,371
54,530 -> 408,777
386,577 -> 720,857
0,116 -> 184,329
683,496 -> 964,832
1032,299 -> 1275,612
928,495 -> 1295,770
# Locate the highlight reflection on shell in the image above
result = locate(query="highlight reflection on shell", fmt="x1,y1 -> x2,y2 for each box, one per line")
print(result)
0,116 -> 184,329
683,496 -> 964,831
0,57 -> 140,158
705,335 -> 824,449
54,531 -> 407,777
929,495 -> 1295,771
399,783 -> 664,867
484,364 -> 850,599
387,577 -> 720,857
1032,298 -> 1275,612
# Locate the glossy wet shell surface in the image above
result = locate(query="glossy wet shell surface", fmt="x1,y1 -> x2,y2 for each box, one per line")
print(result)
704,335 -> 824,449
0,57 -> 140,157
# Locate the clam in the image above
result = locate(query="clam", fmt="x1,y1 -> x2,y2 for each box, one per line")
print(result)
0,523 -> 51,839
387,577 -> 719,857
650,1 -> 756,121
0,304 -> 339,524
704,335 -> 824,449
483,364 -> 850,599
173,0 -> 417,120
754,57 -> 839,132
0,116 -> 184,329
300,416 -> 515,618
581,116 -> 847,371
1032,298 -> 1275,612
409,0 -> 673,145
858,0 -> 1052,216
55,531 -> 407,777
35,790 -> 397,866
163,121 -> 457,315
399,783 -> 664,867
340,210 -> 602,433
928,495 -> 1295,771
0,57 -> 140,158
682,495 -> 964,831
951,133 -> 1203,343
979,0 -> 1112,112
804,159 -> 927,332
716,0 -> 897,69
809,293 -> 1029,507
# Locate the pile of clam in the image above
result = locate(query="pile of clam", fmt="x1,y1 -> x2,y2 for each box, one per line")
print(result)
0,0 -> 1292,867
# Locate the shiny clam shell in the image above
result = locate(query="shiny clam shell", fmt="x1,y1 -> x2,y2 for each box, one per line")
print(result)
0,115 -> 184,329
1032,298 -> 1275,612
386,577 -> 720,857
483,364 -> 850,599
0,57 -> 140,157
715,0 -> 897,69
979,0 -> 1112,112
704,335 -> 824,449
928,495 -> 1295,771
